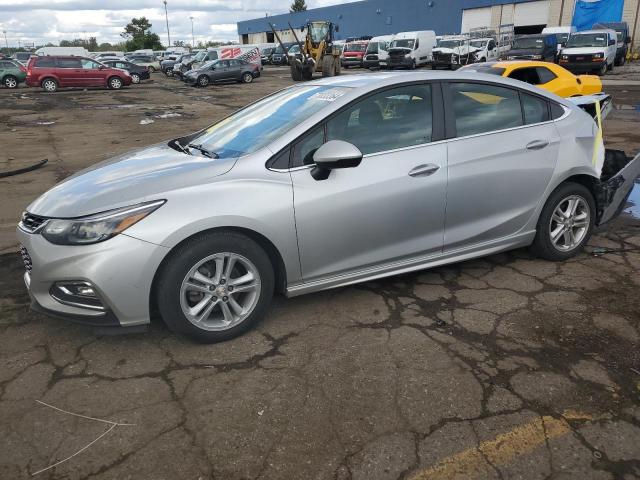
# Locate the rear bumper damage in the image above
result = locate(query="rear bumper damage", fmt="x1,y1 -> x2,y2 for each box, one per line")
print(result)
595,150 -> 640,225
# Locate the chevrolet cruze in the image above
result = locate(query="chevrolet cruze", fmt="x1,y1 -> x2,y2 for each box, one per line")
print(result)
17,72 -> 639,342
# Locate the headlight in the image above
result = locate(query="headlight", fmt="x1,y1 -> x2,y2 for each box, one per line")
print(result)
560,55 -> 569,60
592,52 -> 604,59
506,56 -> 515,60
531,55 -> 542,60
41,200 -> 165,245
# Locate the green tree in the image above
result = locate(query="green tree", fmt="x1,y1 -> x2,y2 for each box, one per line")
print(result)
121,17 -> 163,51
290,0 -> 307,12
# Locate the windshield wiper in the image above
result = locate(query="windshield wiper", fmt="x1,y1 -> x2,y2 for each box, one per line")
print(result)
188,143 -> 219,159
174,141 -> 192,155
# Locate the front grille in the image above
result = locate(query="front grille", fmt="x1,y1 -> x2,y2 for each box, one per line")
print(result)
365,54 -> 379,61
19,245 -> 32,272
19,212 -> 48,233
433,52 -> 452,63
567,54 -> 593,62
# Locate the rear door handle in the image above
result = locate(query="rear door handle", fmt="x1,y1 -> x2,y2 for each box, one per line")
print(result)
409,164 -> 440,177
526,140 -> 549,150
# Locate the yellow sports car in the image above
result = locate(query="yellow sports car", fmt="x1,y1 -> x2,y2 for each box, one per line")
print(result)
459,61 -> 602,98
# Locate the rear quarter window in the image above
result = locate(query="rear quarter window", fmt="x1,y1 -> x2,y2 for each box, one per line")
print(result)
34,57 -> 56,67
550,102 -> 565,120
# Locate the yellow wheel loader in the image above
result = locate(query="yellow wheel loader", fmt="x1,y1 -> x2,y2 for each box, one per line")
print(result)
270,21 -> 341,81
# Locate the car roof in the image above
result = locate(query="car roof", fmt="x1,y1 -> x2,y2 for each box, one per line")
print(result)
306,71 -> 569,101
575,29 -> 614,34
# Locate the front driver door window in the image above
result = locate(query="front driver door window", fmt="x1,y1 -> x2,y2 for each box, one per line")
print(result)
290,83 -> 447,281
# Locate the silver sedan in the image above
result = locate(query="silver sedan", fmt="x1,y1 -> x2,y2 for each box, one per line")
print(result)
17,72 -> 640,342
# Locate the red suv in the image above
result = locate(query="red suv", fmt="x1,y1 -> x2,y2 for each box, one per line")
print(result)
26,56 -> 132,92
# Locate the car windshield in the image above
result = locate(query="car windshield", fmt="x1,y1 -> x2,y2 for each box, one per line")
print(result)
470,40 -> 488,48
274,45 -> 286,54
616,32 -> 623,42
391,39 -> 415,49
289,45 -> 300,54
344,43 -> 367,52
459,64 -> 505,75
185,85 -> 351,159
566,33 -> 608,47
512,37 -> 544,50
200,60 -> 217,70
366,42 -> 379,53
194,51 -> 207,62
556,33 -> 570,43
438,40 -> 464,49
309,23 -> 330,43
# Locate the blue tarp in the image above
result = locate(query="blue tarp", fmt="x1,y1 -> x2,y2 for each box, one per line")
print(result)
572,0 -> 624,31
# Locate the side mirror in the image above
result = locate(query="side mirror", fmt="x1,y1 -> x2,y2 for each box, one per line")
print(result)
98,64 -> 106,70
335,25 -> 340,33
626,36 -> 631,44
609,39 -> 616,46
311,140 -> 363,181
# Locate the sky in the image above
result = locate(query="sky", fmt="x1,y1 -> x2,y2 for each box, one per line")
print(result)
0,0 -> 357,48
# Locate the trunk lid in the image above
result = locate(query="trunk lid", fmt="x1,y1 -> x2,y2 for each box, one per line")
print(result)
596,150 -> 640,224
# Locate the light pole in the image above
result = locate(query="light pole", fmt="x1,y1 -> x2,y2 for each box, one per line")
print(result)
2,31 -> 7,49
163,0 -> 171,47
190,16 -> 195,48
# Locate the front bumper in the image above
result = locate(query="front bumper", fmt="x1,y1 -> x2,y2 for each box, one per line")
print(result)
559,60 -> 605,73
341,57 -> 363,67
16,228 -> 169,327
388,57 -> 414,68
183,75 -> 198,85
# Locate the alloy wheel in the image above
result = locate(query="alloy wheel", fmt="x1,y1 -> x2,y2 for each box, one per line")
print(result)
243,73 -> 253,83
43,80 -> 56,92
4,76 -> 17,88
179,252 -> 261,331
198,76 -> 209,86
549,195 -> 590,252
131,74 -> 140,84
110,78 -> 122,89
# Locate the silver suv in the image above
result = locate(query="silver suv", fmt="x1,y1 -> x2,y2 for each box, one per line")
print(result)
17,72 -> 640,342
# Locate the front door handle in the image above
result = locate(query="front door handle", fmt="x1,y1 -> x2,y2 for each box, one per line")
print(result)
409,164 -> 440,177
526,140 -> 549,150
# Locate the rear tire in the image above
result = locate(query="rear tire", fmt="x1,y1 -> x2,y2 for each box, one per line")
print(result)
3,75 -> 18,89
166,68 -> 174,77
131,73 -> 141,84
148,66 -> 156,73
41,77 -> 58,92
241,72 -> 253,83
530,182 -> 595,261
157,232 -> 275,343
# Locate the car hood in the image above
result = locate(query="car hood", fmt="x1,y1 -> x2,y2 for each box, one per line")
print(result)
562,47 -> 607,55
27,143 -> 237,218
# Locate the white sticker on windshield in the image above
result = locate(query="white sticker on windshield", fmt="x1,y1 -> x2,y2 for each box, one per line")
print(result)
596,37 -> 605,41
310,88 -> 347,102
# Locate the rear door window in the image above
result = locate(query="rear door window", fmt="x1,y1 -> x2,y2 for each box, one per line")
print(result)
57,58 -> 82,68
448,82 -> 523,137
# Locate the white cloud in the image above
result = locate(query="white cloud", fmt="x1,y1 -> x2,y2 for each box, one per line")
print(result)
0,0 -> 360,47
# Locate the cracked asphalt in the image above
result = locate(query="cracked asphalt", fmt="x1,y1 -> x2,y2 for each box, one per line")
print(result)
1,66 -> 639,479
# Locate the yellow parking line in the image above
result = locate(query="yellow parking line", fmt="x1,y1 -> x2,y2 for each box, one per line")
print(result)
410,411 -> 592,480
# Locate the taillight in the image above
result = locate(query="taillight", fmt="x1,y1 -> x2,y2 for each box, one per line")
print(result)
19,65 -> 27,73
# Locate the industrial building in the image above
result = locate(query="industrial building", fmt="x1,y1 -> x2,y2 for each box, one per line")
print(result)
237,0 -> 640,49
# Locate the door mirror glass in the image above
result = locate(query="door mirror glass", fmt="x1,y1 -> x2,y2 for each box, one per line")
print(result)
311,140 -> 362,180
98,64 -> 106,70
609,39 -> 616,46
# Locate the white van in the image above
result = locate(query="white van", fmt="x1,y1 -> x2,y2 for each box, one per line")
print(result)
34,46 -> 89,57
362,35 -> 394,69
541,26 -> 576,47
387,31 -> 436,69
559,29 -> 617,75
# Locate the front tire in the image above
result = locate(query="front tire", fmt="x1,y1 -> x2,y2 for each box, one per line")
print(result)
131,73 -> 141,84
157,232 -> 275,343
108,76 -> 123,89
322,55 -> 335,77
198,75 -> 210,87
530,182 -> 595,261
597,62 -> 607,76
241,72 -> 253,83
3,75 -> 18,88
